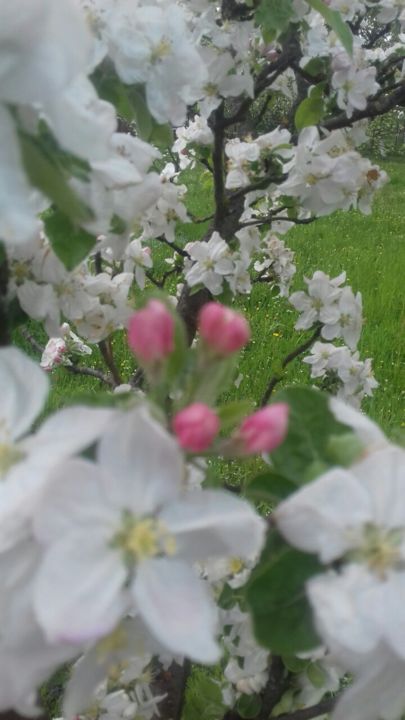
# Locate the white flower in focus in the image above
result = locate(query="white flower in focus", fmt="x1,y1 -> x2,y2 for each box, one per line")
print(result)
185,232 -> 234,295
225,139 -> 260,189
276,446 -> 405,660
99,1 -> 207,125
33,406 -> 266,661
40,338 -> 69,371
303,341 -> 345,378
289,271 -> 346,331
124,238 -> 153,290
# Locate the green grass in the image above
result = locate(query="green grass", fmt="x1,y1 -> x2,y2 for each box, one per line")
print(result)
19,161 -> 405,440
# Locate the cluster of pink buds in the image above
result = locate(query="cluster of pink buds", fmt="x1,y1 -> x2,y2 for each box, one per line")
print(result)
127,300 -> 289,457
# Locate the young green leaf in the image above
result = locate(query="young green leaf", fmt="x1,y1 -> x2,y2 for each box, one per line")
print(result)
307,0 -> 353,55
44,209 -> 97,271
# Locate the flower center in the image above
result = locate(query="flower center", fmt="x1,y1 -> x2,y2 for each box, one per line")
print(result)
349,523 -> 404,579
204,82 -> 219,97
0,442 -> 25,477
150,38 -> 172,63
229,557 -> 243,574
114,514 -> 176,563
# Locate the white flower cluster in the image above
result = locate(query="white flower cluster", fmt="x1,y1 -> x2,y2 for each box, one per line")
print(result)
275,402 -> 405,720
281,127 -> 388,217
290,270 -> 377,406
40,323 -> 92,371
7,233 -> 134,343
222,606 -> 270,698
0,347 -> 265,715
184,228 -> 296,298
304,342 -> 378,407
172,115 -> 214,170
0,0 -> 161,248
224,128 -> 292,190
253,233 -> 296,297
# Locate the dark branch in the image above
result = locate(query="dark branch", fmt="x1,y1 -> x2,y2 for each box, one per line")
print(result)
260,325 -> 322,406
275,695 -> 337,720
323,81 -> 405,131
210,103 -> 227,231
20,328 -> 114,387
156,235 -> 189,258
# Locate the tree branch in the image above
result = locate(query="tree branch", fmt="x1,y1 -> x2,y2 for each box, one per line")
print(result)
260,325 -> 322,406
210,103 -> 227,231
323,81 -> 405,131
20,328 -> 114,388
275,695 -> 337,720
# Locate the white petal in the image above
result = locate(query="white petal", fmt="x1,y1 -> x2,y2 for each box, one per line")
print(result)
160,490 -> 266,562
0,347 -> 48,441
34,531 -> 127,644
329,397 -> 387,453
97,407 -> 183,515
333,646 -> 405,720
132,558 -> 220,663
275,468 -> 372,562
352,446 -> 405,528
23,406 -> 116,466
33,459 -> 118,545
308,565 -> 382,655
0,107 -> 40,245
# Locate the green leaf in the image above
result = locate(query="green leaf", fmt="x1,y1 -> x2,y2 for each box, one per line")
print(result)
217,400 -> 255,432
192,355 -> 238,406
149,122 -> 173,149
19,133 -> 92,223
165,308 -> 188,385
295,96 -> 325,131
326,432 -> 364,466
303,58 -> 327,78
269,386 -> 351,486
246,471 -> 297,503
182,673 -> 226,720
129,86 -> 153,141
246,531 -> 321,654
306,661 -> 329,688
236,694 -> 262,719
255,0 -> 294,36
307,0 -> 353,55
44,209 -> 97,270
282,655 -> 310,673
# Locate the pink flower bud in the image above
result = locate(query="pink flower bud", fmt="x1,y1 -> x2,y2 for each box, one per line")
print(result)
198,302 -> 250,356
238,403 -> 289,454
127,300 -> 174,364
173,403 -> 220,452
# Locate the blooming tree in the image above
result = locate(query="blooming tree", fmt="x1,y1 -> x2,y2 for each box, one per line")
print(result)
0,1 -> 404,720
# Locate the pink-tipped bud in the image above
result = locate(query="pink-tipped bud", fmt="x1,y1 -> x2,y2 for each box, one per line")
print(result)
173,403 -> 220,452
127,300 -> 174,364
238,403 -> 289,454
198,302 -> 250,356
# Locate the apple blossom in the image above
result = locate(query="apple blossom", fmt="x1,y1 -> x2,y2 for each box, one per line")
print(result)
198,302 -> 251,356
127,300 -> 174,365
236,404 -> 289,455
173,403 -> 220,452
33,406 -> 266,661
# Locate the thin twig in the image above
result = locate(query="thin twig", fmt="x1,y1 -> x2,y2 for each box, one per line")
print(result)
260,325 -> 321,406
20,327 -> 114,387
98,339 -> 122,387
156,235 -> 189,258
275,695 -> 337,720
